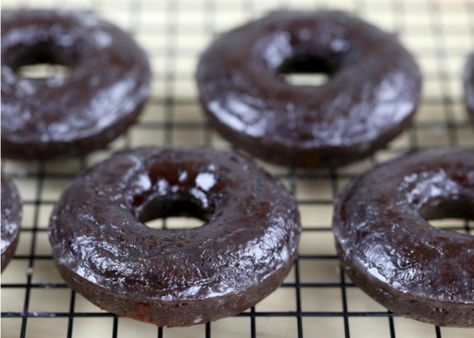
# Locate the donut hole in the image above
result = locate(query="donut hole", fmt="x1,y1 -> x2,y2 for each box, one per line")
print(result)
419,196 -> 474,235
18,63 -> 70,80
277,55 -> 338,87
137,195 -> 212,231
12,43 -> 72,80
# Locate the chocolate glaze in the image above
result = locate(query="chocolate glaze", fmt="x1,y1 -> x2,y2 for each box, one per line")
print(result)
333,149 -> 474,327
197,11 -> 421,168
1,175 -> 22,272
1,10 -> 150,160
49,147 -> 300,327
464,53 -> 474,125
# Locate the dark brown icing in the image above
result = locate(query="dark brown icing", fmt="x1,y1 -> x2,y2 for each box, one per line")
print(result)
1,175 -> 22,272
49,147 -> 300,326
1,10 -> 150,160
197,11 -> 421,168
333,148 -> 474,327
464,53 -> 474,125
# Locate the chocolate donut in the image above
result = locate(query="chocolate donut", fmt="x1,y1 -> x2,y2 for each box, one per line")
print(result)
49,147 -> 300,326
1,175 -> 22,272
333,149 -> 474,327
464,53 -> 474,124
197,11 -> 421,168
1,10 -> 150,160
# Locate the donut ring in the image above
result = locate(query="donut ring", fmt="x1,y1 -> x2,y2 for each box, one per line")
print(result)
197,11 -> 421,168
1,10 -> 150,160
49,147 -> 300,326
464,53 -> 474,125
1,175 -> 22,272
333,149 -> 474,327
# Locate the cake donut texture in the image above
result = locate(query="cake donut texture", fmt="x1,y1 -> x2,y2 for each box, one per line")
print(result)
1,10 -> 150,160
49,147 -> 300,326
1,175 -> 22,272
197,11 -> 421,168
333,149 -> 474,327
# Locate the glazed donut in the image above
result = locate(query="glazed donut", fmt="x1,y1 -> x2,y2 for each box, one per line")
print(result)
49,147 -> 300,326
1,175 -> 22,272
197,11 -> 421,168
333,148 -> 474,327
464,53 -> 474,124
1,10 -> 150,160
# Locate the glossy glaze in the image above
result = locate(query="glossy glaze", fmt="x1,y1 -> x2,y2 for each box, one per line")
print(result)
464,53 -> 474,125
197,11 -> 421,168
1,175 -> 22,272
49,147 -> 300,327
333,149 -> 474,327
1,10 -> 151,160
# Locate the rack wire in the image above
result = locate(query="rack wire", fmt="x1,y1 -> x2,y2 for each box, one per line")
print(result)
1,0 -> 473,337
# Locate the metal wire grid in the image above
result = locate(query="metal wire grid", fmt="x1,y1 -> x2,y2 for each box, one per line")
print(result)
1,0 -> 473,337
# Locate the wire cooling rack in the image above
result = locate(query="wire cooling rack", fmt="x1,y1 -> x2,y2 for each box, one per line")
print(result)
1,0 -> 473,337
